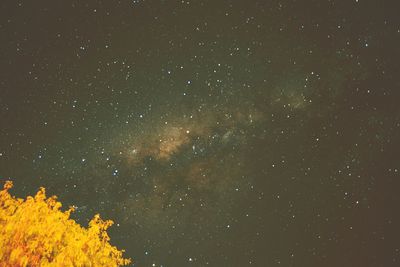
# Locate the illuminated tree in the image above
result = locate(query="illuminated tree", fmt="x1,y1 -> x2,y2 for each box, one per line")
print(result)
0,181 -> 131,266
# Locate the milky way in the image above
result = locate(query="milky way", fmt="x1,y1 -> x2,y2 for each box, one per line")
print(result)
1,1 -> 400,266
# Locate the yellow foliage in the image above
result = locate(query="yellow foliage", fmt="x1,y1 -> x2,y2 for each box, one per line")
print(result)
0,181 -> 131,266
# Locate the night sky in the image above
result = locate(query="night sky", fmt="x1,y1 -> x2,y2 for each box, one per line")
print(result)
1,1 -> 400,266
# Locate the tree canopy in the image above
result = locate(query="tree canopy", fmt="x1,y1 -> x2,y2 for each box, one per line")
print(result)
0,181 -> 131,266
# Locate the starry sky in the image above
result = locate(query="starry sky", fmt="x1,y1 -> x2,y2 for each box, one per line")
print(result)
1,0 -> 400,266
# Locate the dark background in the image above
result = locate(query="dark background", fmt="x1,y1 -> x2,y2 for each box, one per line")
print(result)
1,1 -> 400,266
